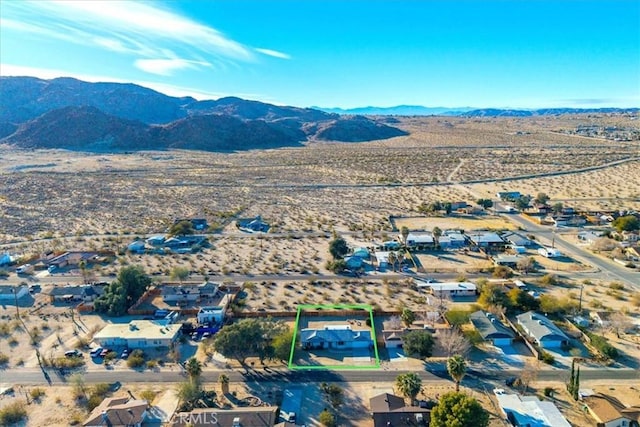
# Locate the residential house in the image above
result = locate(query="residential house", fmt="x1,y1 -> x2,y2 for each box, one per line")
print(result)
584,393 -> 640,427
0,252 -> 13,266
374,251 -> 390,270
162,282 -> 218,305
469,311 -> 515,346
547,214 -> 586,227
0,285 -> 28,301
404,232 -> 435,249
46,285 -> 105,303
352,247 -> 370,259
127,240 -> 146,253
196,293 -> 231,324
146,235 -> 166,246
381,327 -> 430,349
172,407 -> 279,427
418,281 -> 477,298
47,251 -> 94,269
300,325 -> 372,350
344,256 -> 364,270
578,230 -> 607,245
516,311 -> 569,349
439,231 -> 466,249
450,201 -> 468,211
93,320 -> 182,349
369,393 -> 430,427
493,254 -> 522,268
237,215 -> 270,233
83,397 -> 148,427
502,232 -> 533,247
495,391 -> 571,427
466,232 -> 507,250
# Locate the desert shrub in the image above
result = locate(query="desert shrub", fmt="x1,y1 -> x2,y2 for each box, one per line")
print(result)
87,395 -> 103,411
127,350 -> 145,368
92,383 -> 111,399
48,356 -> 85,369
0,322 -> 10,336
632,293 -> 640,307
463,329 -> 484,346
539,274 -> 558,286
146,359 -> 158,370
540,351 -> 555,365
0,401 -> 27,425
588,333 -> 619,359
0,269 -> 9,278
30,387 -> 46,400
140,389 -> 157,403
543,387 -> 555,397
609,282 -> 625,291
0,353 -> 9,366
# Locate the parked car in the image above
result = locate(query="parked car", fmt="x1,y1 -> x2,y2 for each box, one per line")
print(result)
90,347 -> 104,357
64,350 -> 81,358
120,349 -> 129,359
202,332 -> 211,340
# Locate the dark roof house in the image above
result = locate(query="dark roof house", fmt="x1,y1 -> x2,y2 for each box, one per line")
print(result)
370,393 -> 430,427
469,311 -> 514,346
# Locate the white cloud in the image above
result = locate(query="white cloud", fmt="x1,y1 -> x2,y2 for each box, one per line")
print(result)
255,48 -> 292,60
134,58 -> 211,76
1,1 -> 272,75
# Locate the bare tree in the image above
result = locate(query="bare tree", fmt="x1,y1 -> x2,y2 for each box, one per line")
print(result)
519,359 -> 540,393
438,328 -> 471,357
424,293 -> 450,325
384,315 -> 403,330
608,312 -> 633,338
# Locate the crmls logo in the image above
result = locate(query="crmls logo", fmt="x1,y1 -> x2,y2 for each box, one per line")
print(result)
175,413 -> 219,425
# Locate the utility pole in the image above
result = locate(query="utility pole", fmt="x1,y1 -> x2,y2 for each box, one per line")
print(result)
12,286 -> 20,319
578,284 -> 584,312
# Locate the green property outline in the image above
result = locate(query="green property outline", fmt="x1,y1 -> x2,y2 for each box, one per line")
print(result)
288,303 -> 380,370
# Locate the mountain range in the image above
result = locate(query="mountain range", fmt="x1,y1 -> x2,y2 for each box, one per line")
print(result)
0,77 -> 408,152
315,105 -> 639,116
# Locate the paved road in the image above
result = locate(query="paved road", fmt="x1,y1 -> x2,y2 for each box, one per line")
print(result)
506,213 -> 639,288
1,365 -> 637,386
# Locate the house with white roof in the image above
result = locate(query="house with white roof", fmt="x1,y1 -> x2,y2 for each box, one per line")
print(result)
93,320 -> 182,349
300,325 -> 372,350
404,232 -> 435,249
494,390 -> 571,427
516,311 -> 569,349
417,281 -> 477,298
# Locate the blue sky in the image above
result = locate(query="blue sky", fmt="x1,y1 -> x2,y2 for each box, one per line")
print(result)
1,0 -> 638,108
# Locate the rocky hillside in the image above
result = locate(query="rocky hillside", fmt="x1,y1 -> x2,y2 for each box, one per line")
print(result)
0,76 -> 407,151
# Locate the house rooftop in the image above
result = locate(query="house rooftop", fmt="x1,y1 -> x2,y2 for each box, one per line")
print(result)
94,320 -> 182,342
83,397 -> 147,427
418,281 -> 477,292
516,311 -> 569,342
469,311 -> 515,340
0,285 -> 27,296
496,393 -> 571,427
173,407 -> 279,427
467,232 -> 505,244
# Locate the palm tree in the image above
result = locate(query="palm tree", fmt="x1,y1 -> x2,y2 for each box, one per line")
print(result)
219,373 -> 230,394
447,354 -> 467,392
78,260 -> 88,284
432,227 -> 442,249
395,372 -> 422,403
387,251 -> 397,271
185,357 -> 202,383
